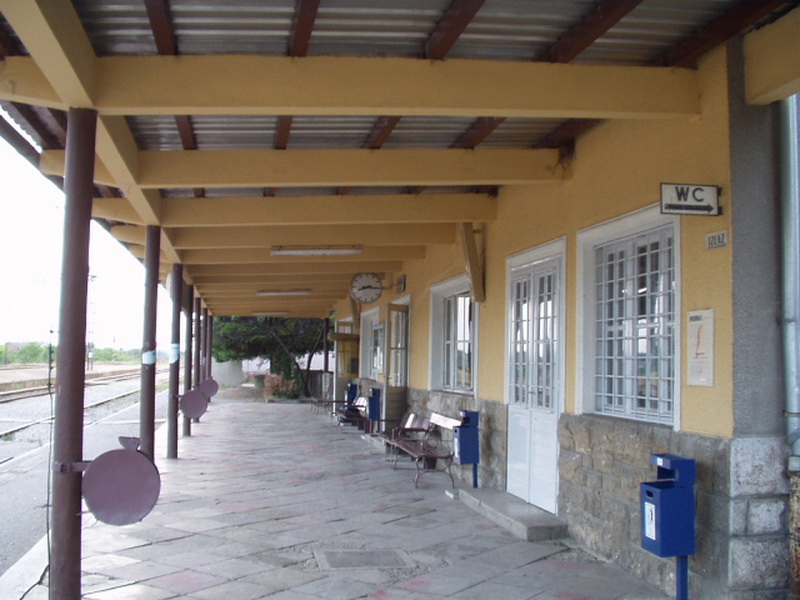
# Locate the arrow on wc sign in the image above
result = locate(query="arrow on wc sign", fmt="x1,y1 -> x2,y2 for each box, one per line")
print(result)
660,183 -> 721,216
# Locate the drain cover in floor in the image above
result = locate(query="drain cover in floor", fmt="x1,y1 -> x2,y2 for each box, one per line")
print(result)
315,549 -> 415,570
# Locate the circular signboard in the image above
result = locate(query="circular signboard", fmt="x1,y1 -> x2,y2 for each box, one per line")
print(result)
83,449 -> 160,526
180,389 -> 210,419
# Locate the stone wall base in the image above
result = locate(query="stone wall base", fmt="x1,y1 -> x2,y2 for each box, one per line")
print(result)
407,388 -> 507,490
559,414 -> 789,598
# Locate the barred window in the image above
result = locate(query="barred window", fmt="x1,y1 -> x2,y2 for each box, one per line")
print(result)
443,293 -> 474,392
593,225 -> 675,423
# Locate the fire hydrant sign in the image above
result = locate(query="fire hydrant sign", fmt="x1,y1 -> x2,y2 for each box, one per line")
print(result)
660,183 -> 720,215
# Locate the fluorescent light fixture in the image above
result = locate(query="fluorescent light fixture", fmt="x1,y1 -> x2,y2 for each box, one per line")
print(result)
271,245 -> 363,256
256,289 -> 312,297
252,311 -> 289,317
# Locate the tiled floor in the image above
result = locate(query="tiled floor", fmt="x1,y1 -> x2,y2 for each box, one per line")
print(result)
25,389 -> 668,599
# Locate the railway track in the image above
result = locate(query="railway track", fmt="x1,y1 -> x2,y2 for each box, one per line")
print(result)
0,368 -> 164,404
0,369 -> 169,442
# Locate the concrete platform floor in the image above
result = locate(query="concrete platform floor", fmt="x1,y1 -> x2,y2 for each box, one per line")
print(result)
11,387 -> 669,599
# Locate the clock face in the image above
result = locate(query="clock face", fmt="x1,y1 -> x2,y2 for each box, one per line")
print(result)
349,272 -> 383,304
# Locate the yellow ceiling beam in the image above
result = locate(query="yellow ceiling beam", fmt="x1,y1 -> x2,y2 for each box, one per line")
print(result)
214,309 -> 330,318
0,0 -> 96,107
190,273 -> 352,286
111,224 -> 146,245
95,116 -> 164,227
178,246 -> 425,264
169,223 -> 455,249
161,193 -> 496,227
189,261 -> 403,276
200,283 -> 347,296
41,148 -> 560,188
139,149 -> 561,188
745,6 -> 800,104
96,56 -> 698,120
40,150 -> 112,185
0,55 -> 699,120
93,197 -> 144,224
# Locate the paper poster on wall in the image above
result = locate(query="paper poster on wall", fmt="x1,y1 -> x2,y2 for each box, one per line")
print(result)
687,309 -> 714,386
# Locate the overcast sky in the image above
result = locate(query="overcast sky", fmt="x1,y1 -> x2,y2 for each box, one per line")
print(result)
0,135 -> 172,350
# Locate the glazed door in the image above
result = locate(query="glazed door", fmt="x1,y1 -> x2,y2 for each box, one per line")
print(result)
507,257 -> 562,513
383,303 -> 409,428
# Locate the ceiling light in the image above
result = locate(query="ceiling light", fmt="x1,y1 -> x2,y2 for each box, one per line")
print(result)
271,245 -> 363,256
256,290 -> 312,297
252,311 -> 289,316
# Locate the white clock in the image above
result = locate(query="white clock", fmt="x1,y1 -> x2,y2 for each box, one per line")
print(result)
349,272 -> 383,304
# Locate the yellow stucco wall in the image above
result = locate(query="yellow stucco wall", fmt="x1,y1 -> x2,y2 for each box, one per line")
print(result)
482,46 -> 734,438
343,45 -> 735,439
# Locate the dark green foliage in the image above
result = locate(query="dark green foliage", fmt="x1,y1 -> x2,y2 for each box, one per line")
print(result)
212,317 -> 325,396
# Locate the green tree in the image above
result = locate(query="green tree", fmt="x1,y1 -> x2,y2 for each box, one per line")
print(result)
16,342 -> 49,364
213,316 -> 325,397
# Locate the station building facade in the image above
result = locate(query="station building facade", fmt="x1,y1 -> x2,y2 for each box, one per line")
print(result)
335,38 -> 793,598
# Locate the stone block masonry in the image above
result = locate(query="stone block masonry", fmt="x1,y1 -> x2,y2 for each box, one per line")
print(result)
559,413 -> 789,598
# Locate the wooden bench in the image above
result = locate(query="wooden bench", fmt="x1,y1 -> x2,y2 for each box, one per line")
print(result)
337,396 -> 369,430
384,412 -> 461,488
375,412 -> 430,460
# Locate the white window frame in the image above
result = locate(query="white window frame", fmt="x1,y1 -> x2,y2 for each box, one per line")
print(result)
505,238 -> 566,410
430,275 -> 478,395
387,296 -> 411,387
359,307 -> 381,380
577,205 -> 681,428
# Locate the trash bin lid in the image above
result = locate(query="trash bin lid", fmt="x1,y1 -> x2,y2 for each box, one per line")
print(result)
180,389 -> 209,419
83,449 -> 160,526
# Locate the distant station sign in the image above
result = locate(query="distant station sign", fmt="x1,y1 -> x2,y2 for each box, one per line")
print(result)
660,183 -> 720,216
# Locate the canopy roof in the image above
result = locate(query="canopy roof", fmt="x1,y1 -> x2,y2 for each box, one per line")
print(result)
0,0 -> 796,317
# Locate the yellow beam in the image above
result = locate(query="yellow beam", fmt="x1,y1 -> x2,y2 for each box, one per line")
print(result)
178,246 -> 425,264
188,273 -> 385,286
111,224 -> 146,245
93,197 -> 144,224
0,0 -> 96,107
95,115 -> 163,226
139,149 -> 562,188
188,261 -> 403,276
40,148 -> 560,188
745,6 -> 800,104
460,223 -> 485,303
169,224 -> 456,249
191,273 -> 351,286
161,193 -> 496,227
40,150 -> 113,186
95,55 -> 698,120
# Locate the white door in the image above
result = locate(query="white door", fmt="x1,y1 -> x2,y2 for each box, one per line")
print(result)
383,303 -> 409,429
507,255 -> 562,513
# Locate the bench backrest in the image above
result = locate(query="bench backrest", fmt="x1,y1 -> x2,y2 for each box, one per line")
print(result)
429,412 -> 461,431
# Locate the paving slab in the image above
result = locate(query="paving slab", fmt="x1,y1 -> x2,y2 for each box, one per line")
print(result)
7,389 -> 669,599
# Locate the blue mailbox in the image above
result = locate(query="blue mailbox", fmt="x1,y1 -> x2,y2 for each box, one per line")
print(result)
346,382 -> 359,405
453,410 -> 480,465
640,453 -> 696,558
367,387 -> 381,421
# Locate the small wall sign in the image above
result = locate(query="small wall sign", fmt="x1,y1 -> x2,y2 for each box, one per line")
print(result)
687,309 -> 714,386
661,183 -> 721,216
705,231 -> 728,250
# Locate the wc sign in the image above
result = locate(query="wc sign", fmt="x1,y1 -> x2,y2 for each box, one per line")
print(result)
660,183 -> 721,216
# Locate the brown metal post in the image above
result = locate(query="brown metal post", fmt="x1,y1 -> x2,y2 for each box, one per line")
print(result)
323,317 -> 330,372
139,225 -> 160,459
202,307 -> 210,380
167,264 -> 183,459
50,107 -> 96,600
183,285 -> 194,436
206,312 -> 213,380
193,298 -> 202,388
